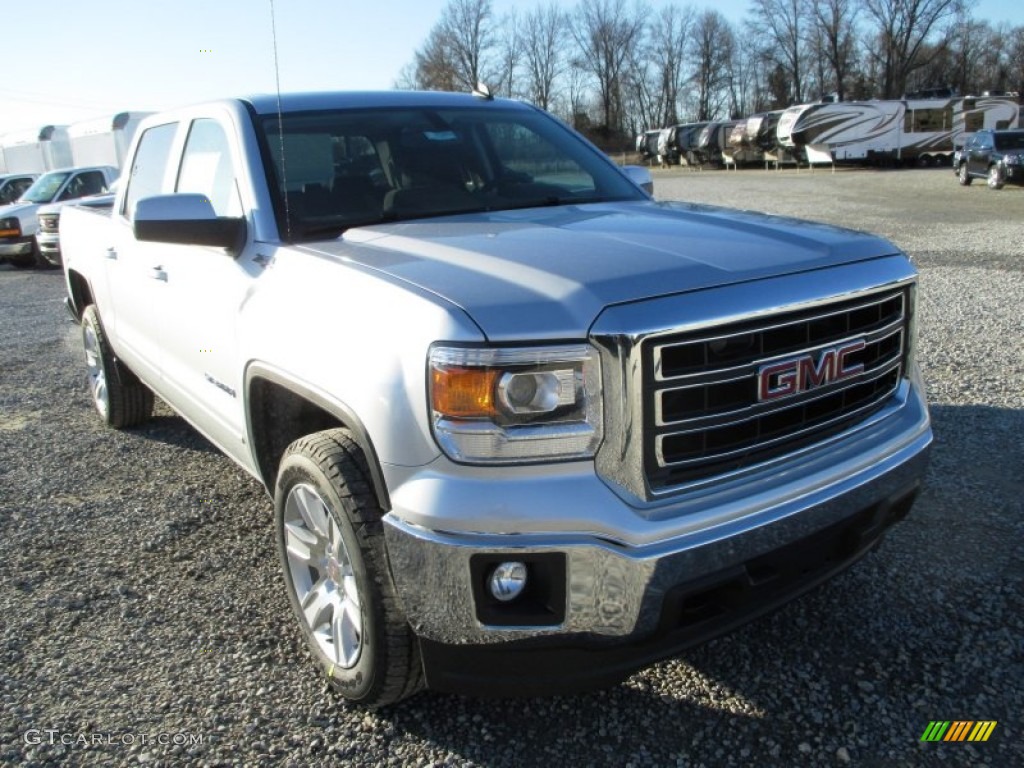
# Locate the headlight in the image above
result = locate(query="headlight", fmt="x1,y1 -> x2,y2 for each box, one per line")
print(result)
1004,154 -> 1021,166
0,217 -> 20,238
429,343 -> 603,463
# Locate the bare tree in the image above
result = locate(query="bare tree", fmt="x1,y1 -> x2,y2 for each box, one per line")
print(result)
409,0 -> 500,92
748,0 -> 811,104
1008,25 -> 1024,96
690,9 -> 735,120
946,12 -> 995,95
649,4 -> 694,125
495,9 -> 523,97
811,0 -> 860,100
570,0 -> 648,135
412,26 -> 463,91
521,3 -> 566,111
862,0 -> 963,98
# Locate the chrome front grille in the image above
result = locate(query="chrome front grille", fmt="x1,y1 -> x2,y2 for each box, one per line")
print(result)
38,214 -> 59,232
643,288 -> 908,490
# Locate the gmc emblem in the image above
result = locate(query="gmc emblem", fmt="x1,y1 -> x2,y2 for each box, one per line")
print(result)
758,340 -> 866,401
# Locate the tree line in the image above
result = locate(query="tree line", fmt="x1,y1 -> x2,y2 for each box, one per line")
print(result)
396,0 -> 1024,148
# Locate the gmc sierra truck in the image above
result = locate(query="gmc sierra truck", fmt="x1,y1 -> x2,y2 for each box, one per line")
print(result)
61,91 -> 932,707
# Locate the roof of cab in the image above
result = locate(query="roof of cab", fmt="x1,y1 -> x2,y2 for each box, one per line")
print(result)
241,90 -> 527,115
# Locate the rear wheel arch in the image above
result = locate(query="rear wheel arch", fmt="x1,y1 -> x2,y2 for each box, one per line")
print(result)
245,365 -> 391,509
66,270 -> 94,321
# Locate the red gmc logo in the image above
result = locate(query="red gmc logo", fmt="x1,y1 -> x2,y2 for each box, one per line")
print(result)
758,340 -> 866,401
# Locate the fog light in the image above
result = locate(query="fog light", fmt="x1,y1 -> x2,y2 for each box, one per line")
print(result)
489,561 -> 527,602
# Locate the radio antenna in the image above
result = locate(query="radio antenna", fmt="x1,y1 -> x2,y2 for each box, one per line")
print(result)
269,0 -> 291,241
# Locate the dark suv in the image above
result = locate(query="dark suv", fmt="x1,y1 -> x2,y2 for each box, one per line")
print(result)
956,129 -> 1024,189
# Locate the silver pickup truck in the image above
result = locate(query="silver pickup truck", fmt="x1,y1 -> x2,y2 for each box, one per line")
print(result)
61,91 -> 931,706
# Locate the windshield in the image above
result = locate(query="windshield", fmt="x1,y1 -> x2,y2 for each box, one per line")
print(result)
259,105 -> 645,240
994,131 -> 1024,151
21,172 -> 71,204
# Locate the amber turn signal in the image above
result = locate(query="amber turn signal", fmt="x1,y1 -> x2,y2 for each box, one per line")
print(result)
431,366 -> 499,418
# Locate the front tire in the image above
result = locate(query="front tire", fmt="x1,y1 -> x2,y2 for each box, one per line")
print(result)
958,163 -> 972,186
81,305 -> 154,428
275,429 -> 423,707
987,165 -> 1004,190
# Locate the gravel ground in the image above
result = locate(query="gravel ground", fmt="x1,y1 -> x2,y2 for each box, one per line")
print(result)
1,166 -> 1021,767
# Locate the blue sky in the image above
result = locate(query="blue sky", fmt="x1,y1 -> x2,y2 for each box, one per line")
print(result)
2,0 -> 1022,136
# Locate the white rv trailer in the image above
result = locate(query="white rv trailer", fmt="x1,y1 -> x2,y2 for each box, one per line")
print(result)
723,120 -> 763,167
786,97 -> 1020,166
67,112 -> 152,169
0,126 -> 73,174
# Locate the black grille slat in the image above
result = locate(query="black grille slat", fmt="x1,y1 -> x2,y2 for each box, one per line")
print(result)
645,289 -> 908,490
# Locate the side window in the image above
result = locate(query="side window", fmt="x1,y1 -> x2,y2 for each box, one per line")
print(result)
123,122 -> 178,217
176,119 -> 241,217
57,171 -> 108,201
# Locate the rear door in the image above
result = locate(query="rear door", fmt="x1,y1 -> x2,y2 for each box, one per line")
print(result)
102,120 -> 182,385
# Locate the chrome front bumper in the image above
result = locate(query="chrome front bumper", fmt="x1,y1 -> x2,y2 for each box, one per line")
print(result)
383,384 -> 931,646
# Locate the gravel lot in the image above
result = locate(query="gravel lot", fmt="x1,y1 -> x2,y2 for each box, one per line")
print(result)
1,167 -> 1021,767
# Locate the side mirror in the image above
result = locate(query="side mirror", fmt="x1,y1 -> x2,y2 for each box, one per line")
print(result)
621,165 -> 654,197
133,194 -> 246,254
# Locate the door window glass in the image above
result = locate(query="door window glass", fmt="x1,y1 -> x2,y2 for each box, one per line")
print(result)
177,119 -> 241,217
123,122 -> 178,217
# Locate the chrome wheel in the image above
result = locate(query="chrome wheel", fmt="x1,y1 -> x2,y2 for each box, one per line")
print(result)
283,483 -> 362,669
958,164 -> 970,185
83,322 -> 109,420
987,165 -> 1004,189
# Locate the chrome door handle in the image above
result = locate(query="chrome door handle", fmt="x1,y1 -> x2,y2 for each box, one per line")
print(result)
105,247 -> 117,260
150,266 -> 168,282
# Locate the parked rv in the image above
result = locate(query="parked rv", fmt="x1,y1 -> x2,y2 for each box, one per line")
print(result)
0,165 -> 117,268
67,112 -> 152,168
693,121 -> 742,166
0,126 -> 73,174
0,173 -> 37,205
723,120 -> 763,167
783,97 -> 1019,167
636,129 -> 661,163
666,122 -> 707,166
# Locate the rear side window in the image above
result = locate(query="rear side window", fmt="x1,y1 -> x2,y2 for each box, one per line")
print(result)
123,122 -> 178,217
176,119 -> 241,217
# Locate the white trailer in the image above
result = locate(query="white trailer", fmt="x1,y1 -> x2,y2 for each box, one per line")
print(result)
0,126 -> 73,174
67,112 -> 152,169
785,97 -> 1020,166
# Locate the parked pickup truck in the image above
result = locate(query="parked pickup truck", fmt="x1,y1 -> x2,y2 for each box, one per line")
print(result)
61,91 -> 932,707
36,183 -> 118,266
0,173 -> 38,205
0,165 -> 116,267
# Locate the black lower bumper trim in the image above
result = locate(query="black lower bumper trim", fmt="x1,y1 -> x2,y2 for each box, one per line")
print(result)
419,484 -> 920,697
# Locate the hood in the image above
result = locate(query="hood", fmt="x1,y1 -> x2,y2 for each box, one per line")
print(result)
0,202 -> 41,223
301,200 -> 899,341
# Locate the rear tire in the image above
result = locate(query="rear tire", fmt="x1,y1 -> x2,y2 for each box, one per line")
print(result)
81,305 -> 154,428
958,163 -> 972,186
275,429 -> 423,708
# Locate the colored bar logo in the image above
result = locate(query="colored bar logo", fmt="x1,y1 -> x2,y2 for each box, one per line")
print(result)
920,721 -> 997,742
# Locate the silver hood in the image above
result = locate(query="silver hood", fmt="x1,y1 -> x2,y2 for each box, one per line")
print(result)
303,200 -> 900,341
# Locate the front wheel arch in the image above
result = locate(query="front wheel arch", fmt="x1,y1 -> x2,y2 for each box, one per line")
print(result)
245,368 -> 390,508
